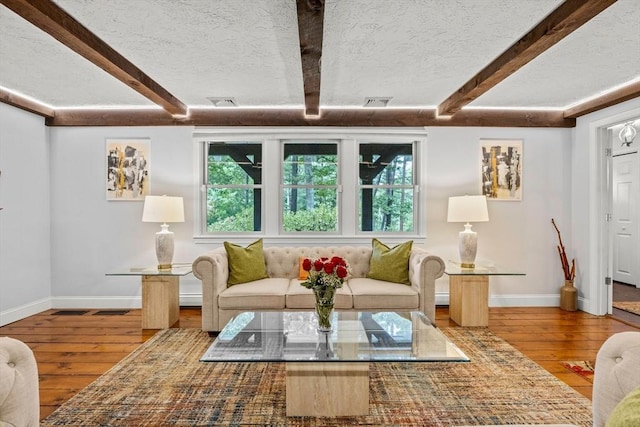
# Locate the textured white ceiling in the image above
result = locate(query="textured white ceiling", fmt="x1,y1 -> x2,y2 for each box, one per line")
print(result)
321,0 -> 562,107
471,0 -> 640,108
0,0 -> 638,110
50,0 -> 304,107
0,5 -> 154,107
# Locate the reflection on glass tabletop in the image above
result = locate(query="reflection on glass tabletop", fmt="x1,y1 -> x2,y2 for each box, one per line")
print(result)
445,260 -> 525,276
200,311 -> 469,363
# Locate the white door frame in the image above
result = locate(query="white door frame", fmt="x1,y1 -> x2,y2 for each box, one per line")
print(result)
591,109 -> 640,315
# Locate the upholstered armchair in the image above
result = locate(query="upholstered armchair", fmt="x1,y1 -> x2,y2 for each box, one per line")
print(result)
592,331 -> 640,427
0,337 -> 40,427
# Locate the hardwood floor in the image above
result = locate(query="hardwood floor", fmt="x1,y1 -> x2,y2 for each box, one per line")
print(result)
0,306 -> 638,421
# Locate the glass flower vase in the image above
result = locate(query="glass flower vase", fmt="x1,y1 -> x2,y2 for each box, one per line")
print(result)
313,286 -> 336,332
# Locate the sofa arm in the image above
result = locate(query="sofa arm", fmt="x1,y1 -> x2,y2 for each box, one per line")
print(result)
0,337 -> 40,427
192,247 -> 229,332
409,247 -> 445,323
592,331 -> 640,427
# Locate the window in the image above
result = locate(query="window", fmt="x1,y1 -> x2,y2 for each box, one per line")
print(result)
282,141 -> 339,232
195,129 -> 426,242
204,142 -> 262,232
359,143 -> 414,232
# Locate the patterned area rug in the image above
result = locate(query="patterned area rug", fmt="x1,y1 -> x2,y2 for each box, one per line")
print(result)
561,361 -> 595,383
41,328 -> 593,427
613,301 -> 640,316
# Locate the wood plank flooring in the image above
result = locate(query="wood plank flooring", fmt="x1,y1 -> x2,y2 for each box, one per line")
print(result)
0,306 -> 638,421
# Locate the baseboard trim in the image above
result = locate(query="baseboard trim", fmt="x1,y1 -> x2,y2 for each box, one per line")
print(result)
50,296 -> 142,309
490,294 -> 561,307
50,294 -> 203,310
0,293 -> 585,326
436,292 -> 564,307
52,294 -> 570,310
0,298 -> 51,327
179,293 -> 203,306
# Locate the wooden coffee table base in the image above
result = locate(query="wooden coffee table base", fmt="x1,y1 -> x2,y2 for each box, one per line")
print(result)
285,362 -> 369,417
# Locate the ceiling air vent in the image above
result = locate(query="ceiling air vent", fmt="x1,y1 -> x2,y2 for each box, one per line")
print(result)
363,97 -> 393,107
207,97 -> 238,107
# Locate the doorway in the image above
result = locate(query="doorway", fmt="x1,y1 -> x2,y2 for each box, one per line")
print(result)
609,119 -> 640,327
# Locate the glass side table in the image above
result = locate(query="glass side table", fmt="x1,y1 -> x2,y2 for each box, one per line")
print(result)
106,264 -> 192,329
444,261 -> 525,326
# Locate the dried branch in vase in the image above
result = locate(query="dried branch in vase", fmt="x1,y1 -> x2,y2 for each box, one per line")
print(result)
552,218 -> 575,281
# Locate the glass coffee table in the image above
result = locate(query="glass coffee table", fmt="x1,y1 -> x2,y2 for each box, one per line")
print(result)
201,311 -> 468,417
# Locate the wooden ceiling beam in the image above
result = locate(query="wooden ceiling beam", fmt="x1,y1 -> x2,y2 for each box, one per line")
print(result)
0,0 -> 188,116
437,0 -> 617,117
0,88 -> 55,117
563,80 -> 640,118
46,108 -> 575,127
296,0 -> 325,117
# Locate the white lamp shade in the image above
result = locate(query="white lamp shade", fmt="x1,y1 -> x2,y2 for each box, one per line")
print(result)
447,195 -> 489,223
142,195 -> 185,223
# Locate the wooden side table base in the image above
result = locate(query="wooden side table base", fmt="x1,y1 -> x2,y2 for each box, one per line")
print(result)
449,275 -> 489,327
141,275 -> 180,329
285,362 -> 369,416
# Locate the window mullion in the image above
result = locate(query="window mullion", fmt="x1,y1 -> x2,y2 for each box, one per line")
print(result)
263,138 -> 280,235
341,138 -> 357,236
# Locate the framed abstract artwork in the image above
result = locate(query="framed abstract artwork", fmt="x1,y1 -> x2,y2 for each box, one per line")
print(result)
106,138 -> 150,201
480,139 -> 522,201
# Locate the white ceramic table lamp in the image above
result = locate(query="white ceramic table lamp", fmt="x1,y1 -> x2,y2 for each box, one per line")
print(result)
447,195 -> 489,268
142,195 -> 185,269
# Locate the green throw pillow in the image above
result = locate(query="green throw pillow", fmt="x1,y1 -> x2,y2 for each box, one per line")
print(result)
366,238 -> 413,285
606,385 -> 640,427
223,239 -> 269,286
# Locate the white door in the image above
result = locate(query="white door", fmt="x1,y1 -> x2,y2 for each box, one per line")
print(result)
612,152 -> 639,287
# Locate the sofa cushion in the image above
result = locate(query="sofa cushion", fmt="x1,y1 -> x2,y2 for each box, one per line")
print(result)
224,239 -> 269,286
285,280 -> 353,309
218,278 -> 289,309
349,278 -> 419,309
606,385 -> 640,427
366,239 -> 412,285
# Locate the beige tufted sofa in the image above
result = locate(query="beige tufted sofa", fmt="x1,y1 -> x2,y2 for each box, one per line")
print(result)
0,336 -> 40,427
193,245 -> 445,333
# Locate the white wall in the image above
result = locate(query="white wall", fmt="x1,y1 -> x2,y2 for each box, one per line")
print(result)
424,126 -> 573,306
5,99 -> 638,321
0,104 -> 52,325
49,126 -> 205,308
47,123 -> 574,309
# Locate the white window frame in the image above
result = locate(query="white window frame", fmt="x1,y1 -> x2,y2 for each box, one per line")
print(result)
357,140 -> 417,234
280,139 -> 342,235
193,127 -> 428,246
201,141 -> 264,234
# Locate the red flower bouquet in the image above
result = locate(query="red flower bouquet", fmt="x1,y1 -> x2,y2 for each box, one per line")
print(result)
300,256 -> 349,331
300,256 -> 349,291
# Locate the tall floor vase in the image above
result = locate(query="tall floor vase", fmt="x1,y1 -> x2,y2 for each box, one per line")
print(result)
560,279 -> 577,311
